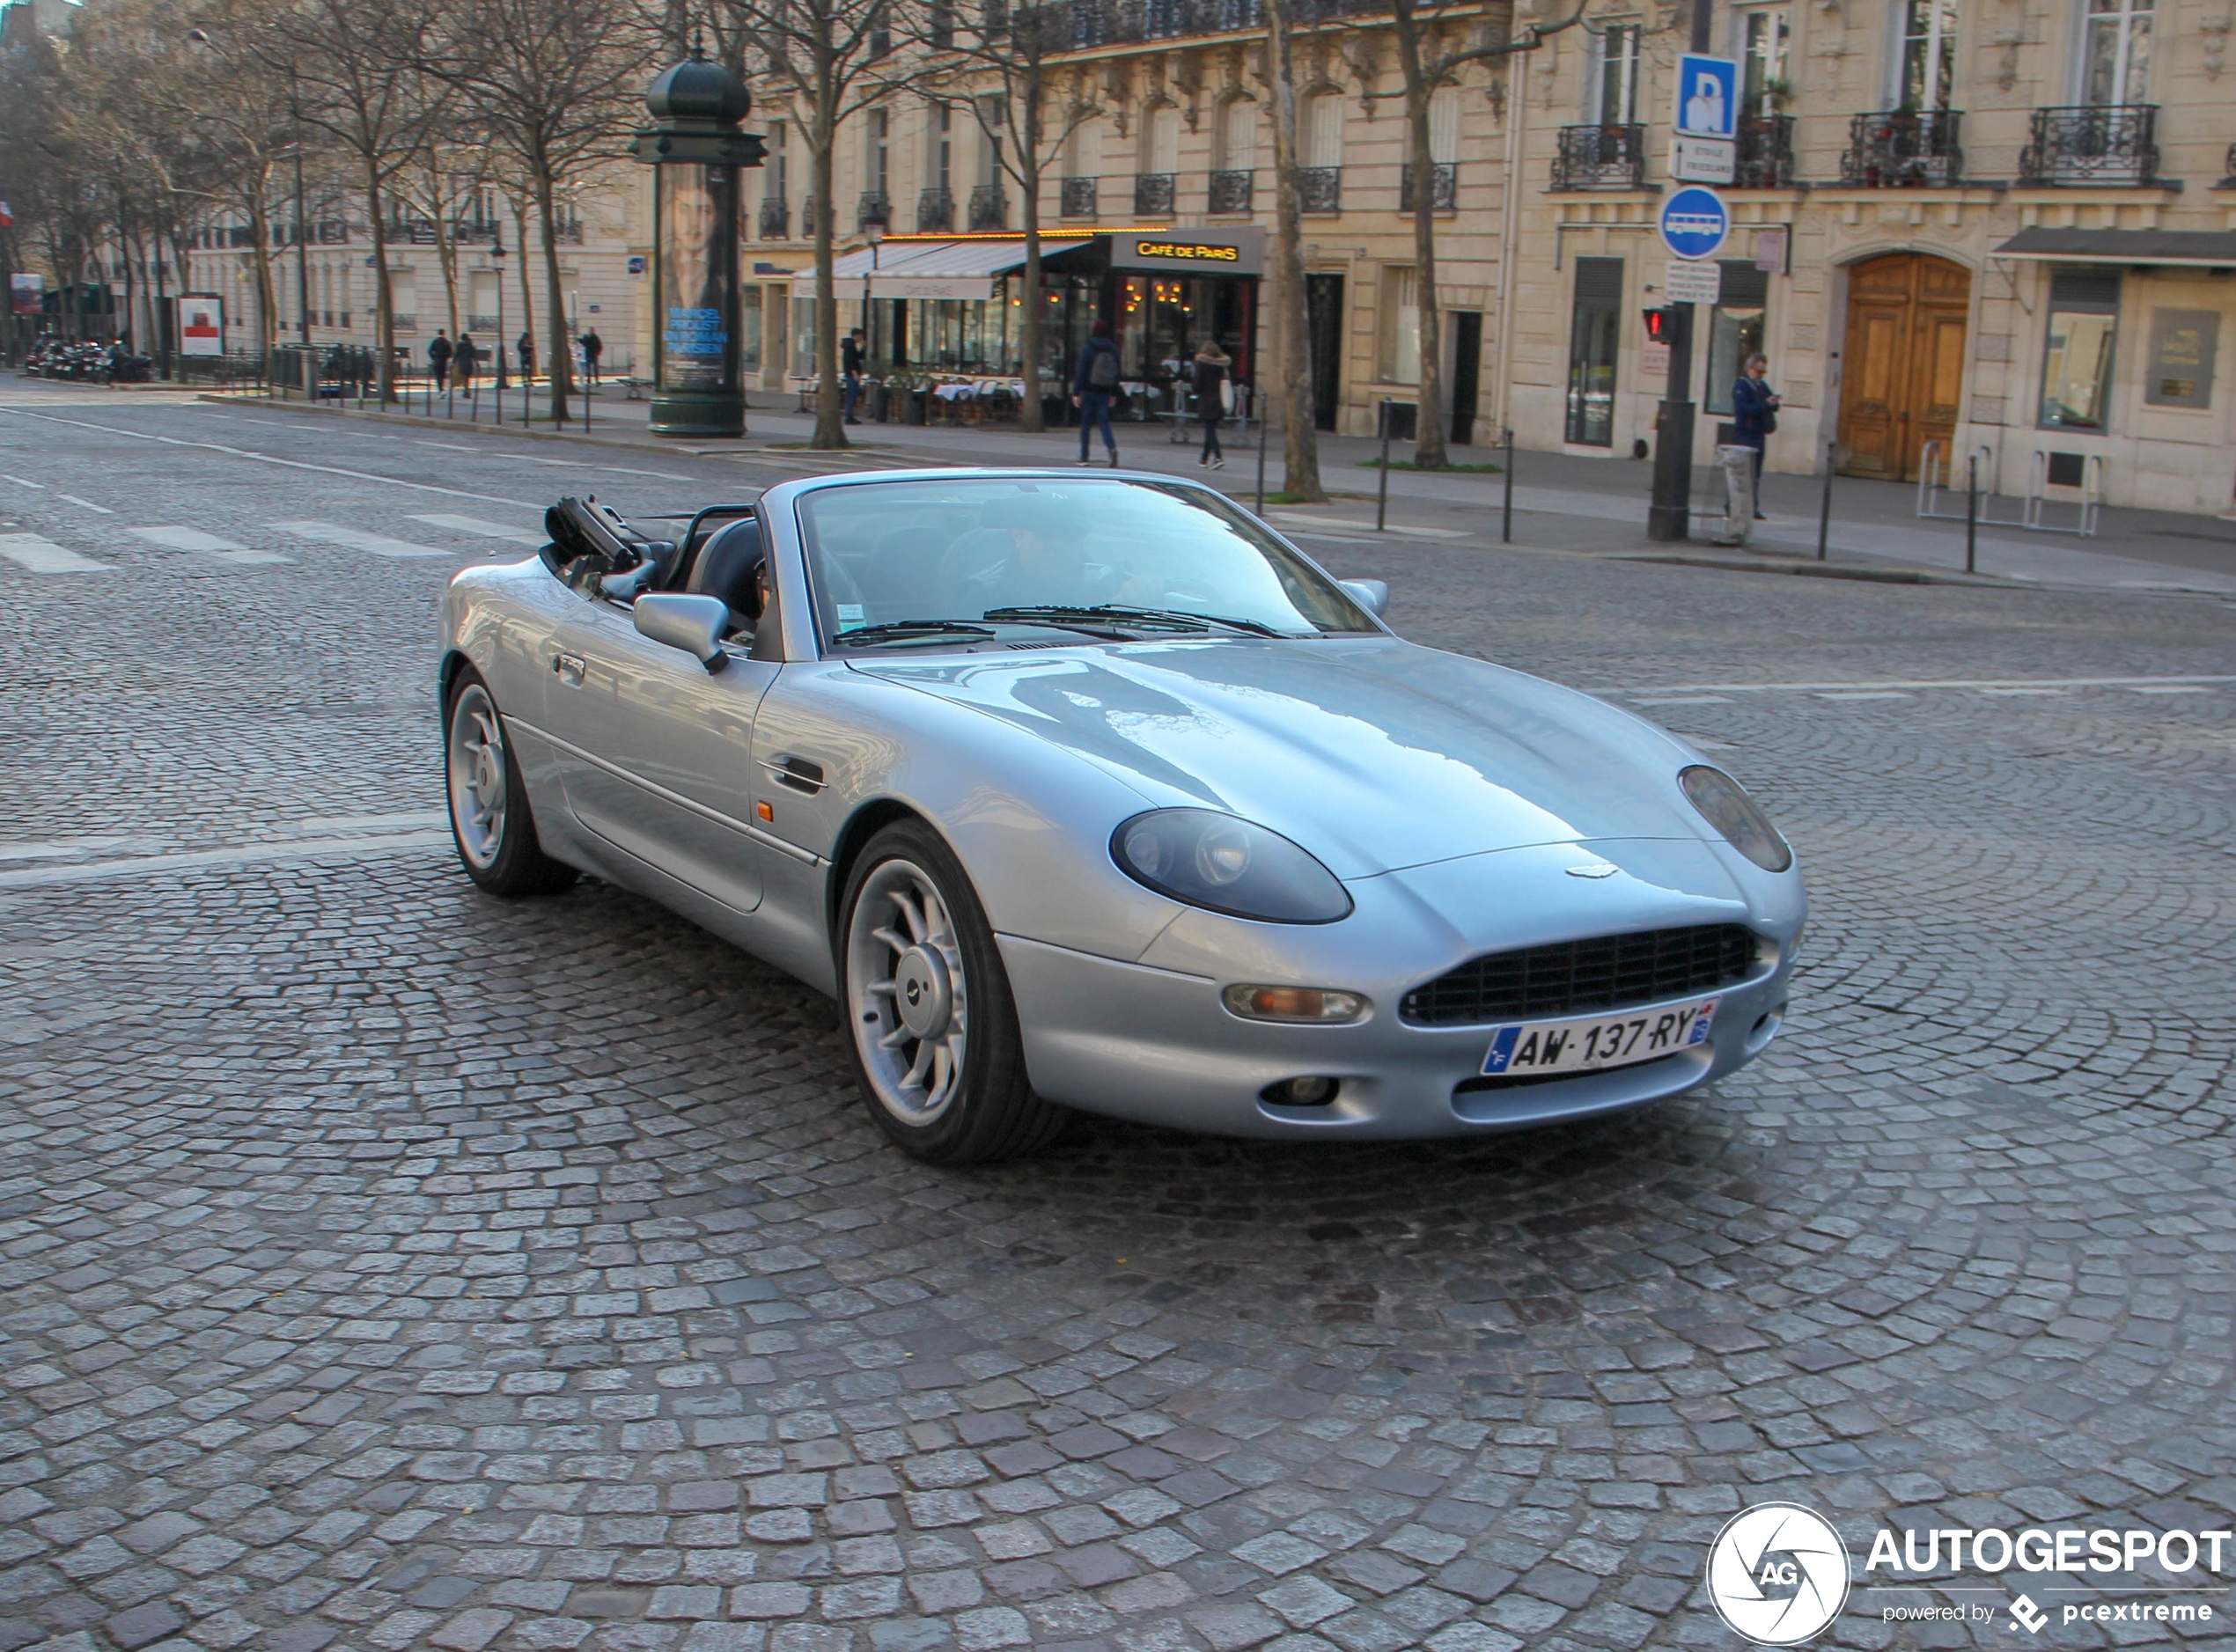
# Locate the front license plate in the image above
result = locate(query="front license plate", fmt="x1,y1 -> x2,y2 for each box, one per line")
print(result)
1481,996 -> 1719,1077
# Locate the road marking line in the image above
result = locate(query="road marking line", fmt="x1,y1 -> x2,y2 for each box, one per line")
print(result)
1386,525 -> 1474,540
1815,691 -> 1913,701
0,533 -> 111,573
2125,684 -> 2212,694
408,513 -> 546,546
1632,694 -> 1732,706
1976,687 -> 2068,697
56,495 -> 114,513
0,407 -> 542,509
268,519 -> 451,559
1622,675 -> 2236,694
0,831 -> 452,891
4,475 -> 46,488
126,525 -> 293,565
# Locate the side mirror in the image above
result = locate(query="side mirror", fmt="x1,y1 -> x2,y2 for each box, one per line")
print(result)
633,592 -> 730,673
1340,578 -> 1389,620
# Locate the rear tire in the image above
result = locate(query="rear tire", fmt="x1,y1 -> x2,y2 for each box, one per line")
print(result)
445,666 -> 577,898
839,819 -> 1066,1164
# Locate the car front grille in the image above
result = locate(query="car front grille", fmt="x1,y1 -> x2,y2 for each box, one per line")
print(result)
1400,924 -> 1762,1027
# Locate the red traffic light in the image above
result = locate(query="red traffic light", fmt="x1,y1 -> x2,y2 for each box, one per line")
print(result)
1642,307 -> 1673,341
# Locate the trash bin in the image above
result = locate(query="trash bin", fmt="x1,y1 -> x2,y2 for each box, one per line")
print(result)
905,387 -> 927,424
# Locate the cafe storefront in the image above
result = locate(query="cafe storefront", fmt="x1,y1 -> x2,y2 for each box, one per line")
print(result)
827,227 -> 1264,422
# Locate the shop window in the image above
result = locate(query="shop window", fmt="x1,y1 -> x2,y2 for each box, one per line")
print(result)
741,288 -> 762,375
1565,256 -> 1622,446
1705,261 -> 1769,415
1377,267 -> 1420,385
2039,268 -> 2119,430
2143,307 -> 2214,408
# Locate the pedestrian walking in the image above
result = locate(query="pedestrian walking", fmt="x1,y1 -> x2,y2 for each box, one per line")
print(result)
428,329 -> 452,392
578,328 -> 603,387
454,333 -> 478,393
518,332 -> 536,380
842,327 -> 865,424
1191,339 -> 1231,470
1072,319 -> 1121,467
1732,352 -> 1779,518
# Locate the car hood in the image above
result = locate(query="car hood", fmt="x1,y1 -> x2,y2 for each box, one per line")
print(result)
850,636 -> 1711,877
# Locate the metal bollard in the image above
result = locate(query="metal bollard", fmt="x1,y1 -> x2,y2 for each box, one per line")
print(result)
1254,401 -> 1269,516
1502,428 -> 1514,544
1375,400 -> 1393,532
1966,452 -> 1978,575
1817,439 -> 1835,562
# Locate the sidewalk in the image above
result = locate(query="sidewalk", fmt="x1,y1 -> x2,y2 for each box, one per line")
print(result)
230,378 -> 2236,598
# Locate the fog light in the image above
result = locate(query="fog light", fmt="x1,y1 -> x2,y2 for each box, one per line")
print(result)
1261,1076 -> 1341,1107
1222,984 -> 1368,1023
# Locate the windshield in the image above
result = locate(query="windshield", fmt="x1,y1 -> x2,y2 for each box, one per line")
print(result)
795,477 -> 1376,650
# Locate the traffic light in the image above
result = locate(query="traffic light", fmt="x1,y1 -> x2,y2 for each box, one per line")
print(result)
1642,307 -> 1673,341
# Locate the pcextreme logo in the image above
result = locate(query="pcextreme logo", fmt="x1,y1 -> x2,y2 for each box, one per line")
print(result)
1706,1503 -> 1851,1645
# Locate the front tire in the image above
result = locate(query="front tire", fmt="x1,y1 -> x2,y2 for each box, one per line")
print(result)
839,820 -> 1065,1164
445,667 -> 577,897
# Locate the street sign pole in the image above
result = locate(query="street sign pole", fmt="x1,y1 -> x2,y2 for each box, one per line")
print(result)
1648,10 -> 1729,543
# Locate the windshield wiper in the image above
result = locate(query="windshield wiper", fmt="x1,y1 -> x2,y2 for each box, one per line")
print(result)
982,603 -> 1287,638
833,619 -> 997,646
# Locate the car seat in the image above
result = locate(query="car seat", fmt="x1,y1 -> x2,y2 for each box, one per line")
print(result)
685,517 -> 767,635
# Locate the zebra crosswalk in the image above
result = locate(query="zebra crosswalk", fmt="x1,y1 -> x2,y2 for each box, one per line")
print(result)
127,526 -> 292,565
0,533 -> 109,573
266,520 -> 452,559
0,510 -> 548,576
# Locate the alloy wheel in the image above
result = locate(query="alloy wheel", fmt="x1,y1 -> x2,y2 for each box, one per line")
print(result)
846,857 -> 970,1126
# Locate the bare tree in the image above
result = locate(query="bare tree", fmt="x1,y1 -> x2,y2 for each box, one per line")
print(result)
177,1 -> 303,354
1261,0 -> 1324,502
923,5 -> 1100,433
424,0 -> 654,425
717,0 -> 907,448
239,0 -> 442,400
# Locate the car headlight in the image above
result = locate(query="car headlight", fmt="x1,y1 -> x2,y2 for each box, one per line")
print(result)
1679,766 -> 1793,873
1111,809 -> 1353,924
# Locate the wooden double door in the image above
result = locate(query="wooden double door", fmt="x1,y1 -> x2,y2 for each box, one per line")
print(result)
1837,253 -> 1972,481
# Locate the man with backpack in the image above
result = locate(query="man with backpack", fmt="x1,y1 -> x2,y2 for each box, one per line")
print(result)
1071,319 -> 1121,467
429,330 -> 452,392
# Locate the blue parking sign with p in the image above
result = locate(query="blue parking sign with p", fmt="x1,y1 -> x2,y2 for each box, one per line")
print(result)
1676,54 -> 1740,138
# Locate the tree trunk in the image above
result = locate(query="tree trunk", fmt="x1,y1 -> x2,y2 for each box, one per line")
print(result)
1263,0 -> 1324,502
436,199 -> 460,340
1016,100 -> 1044,432
365,165 -> 394,401
1394,2 -> 1446,468
807,84 -> 849,450
533,168 -> 573,424
248,183 -> 278,356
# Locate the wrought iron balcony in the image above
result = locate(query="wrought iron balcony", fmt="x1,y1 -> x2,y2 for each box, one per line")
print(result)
1134,173 -> 1175,216
1060,175 -> 1099,217
1838,110 -> 1962,187
1025,0 -> 1388,51
968,185 -> 1009,231
1297,165 -> 1341,214
758,196 -> 791,240
1551,125 -> 1645,190
1733,116 -> 1794,188
916,188 -> 955,233
385,217 -> 440,246
2019,105 -> 2159,186
1209,169 -> 1254,213
550,221 -> 584,245
1399,161 -> 1455,211
857,190 -> 892,231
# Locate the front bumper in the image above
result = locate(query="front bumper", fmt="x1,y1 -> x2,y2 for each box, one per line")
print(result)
997,837 -> 1803,1140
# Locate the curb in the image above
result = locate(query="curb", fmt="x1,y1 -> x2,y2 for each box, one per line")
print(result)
1609,550 -> 2007,587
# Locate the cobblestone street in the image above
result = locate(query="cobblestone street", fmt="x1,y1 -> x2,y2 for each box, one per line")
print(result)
2,385 -> 2232,1652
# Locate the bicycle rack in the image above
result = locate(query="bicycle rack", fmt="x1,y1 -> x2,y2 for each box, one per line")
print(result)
2024,450 -> 2103,538
1916,439 -> 2003,523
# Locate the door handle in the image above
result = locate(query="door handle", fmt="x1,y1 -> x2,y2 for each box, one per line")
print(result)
762,754 -> 827,794
553,652 -> 586,686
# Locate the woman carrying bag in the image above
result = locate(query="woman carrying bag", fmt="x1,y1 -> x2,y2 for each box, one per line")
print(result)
1192,340 -> 1232,471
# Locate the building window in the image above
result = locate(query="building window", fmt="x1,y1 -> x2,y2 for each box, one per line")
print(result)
1705,261 -> 1769,415
1144,103 -> 1180,176
935,104 -> 953,193
2081,0 -> 2151,105
2039,268 -> 2120,430
869,110 -> 889,197
741,288 -> 762,375
1587,25 -> 1641,123
1429,87 -> 1461,164
2143,308 -> 2217,407
1565,256 -> 1622,446
1900,0 -> 1959,110
1212,98 -> 1257,173
1742,9 -> 1790,110
1377,267 -> 1419,385
1304,92 -> 1343,168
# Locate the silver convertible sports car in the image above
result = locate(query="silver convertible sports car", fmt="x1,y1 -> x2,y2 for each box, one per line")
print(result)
439,471 -> 1805,1164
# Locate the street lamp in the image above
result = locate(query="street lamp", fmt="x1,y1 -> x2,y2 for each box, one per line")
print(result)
491,232 -> 506,428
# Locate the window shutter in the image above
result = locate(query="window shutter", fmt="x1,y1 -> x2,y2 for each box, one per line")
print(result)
1574,257 -> 1624,304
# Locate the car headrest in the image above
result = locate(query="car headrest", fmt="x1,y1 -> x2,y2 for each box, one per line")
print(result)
686,516 -> 766,627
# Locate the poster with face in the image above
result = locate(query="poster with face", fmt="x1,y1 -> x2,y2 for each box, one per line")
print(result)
659,164 -> 738,393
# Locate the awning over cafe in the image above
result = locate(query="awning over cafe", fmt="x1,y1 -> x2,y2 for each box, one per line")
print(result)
1991,228 -> 2236,268
827,236 -> 1094,299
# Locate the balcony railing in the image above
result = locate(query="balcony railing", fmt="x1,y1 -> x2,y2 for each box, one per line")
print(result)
968,185 -> 1009,231
2019,105 -> 2159,186
1297,165 -> 1341,213
1551,125 -> 1646,190
1135,173 -> 1176,216
1019,0 -> 1390,50
858,190 -> 892,230
1839,110 -> 1962,187
758,196 -> 791,239
916,188 -> 955,232
1733,116 -> 1794,188
1060,176 -> 1099,217
550,221 -> 584,245
1208,169 -> 1254,213
392,312 -> 416,331
1399,161 -> 1456,211
386,218 -> 440,246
